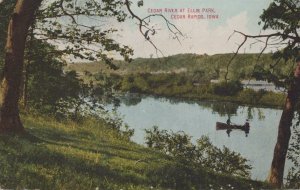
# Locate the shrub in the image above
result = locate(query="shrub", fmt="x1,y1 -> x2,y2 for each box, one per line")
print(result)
237,89 -> 265,104
211,80 -> 243,96
259,91 -> 285,106
145,126 -> 252,178
286,124 -> 300,188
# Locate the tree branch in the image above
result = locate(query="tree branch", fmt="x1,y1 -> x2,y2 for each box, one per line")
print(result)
124,0 -> 183,57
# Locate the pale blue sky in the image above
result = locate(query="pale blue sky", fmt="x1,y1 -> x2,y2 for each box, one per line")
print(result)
136,0 -> 272,32
114,0 -> 275,57
38,0 -> 275,59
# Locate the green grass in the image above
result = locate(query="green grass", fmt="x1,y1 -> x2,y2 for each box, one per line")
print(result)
0,114 -> 271,189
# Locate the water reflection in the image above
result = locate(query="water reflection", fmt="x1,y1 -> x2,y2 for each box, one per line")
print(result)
119,93 -> 266,119
226,129 -> 232,137
208,102 -> 239,116
217,120 -> 251,137
121,93 -> 143,106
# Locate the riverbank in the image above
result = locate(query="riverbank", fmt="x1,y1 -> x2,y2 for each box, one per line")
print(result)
0,113 -> 270,189
66,52 -> 290,110
119,89 -> 286,109
116,73 -> 286,109
68,53 -> 288,109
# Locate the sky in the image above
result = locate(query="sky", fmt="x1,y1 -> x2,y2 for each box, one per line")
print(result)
1,0 -> 275,59
112,0 -> 274,58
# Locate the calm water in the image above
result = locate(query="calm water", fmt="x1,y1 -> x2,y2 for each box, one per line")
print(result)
115,94 -> 289,180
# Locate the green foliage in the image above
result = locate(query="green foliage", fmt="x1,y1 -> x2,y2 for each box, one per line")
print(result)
70,53 -> 291,103
36,0 -> 133,64
24,39 -> 121,121
286,167 -> 300,188
70,53 -> 293,81
129,75 -> 150,93
145,126 -> 252,179
145,126 -> 196,161
0,0 -> 17,71
108,72 -> 285,108
0,1 -> 124,121
252,0 -> 300,96
260,0 -> 299,61
211,80 -> 243,96
286,123 -> 300,188
237,89 -> 266,105
237,89 -> 285,108
257,91 -> 286,106
119,73 -> 192,95
68,53 -> 297,108
25,40 -> 79,118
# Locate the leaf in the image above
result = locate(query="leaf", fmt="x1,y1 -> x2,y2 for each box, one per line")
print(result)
137,0 -> 143,7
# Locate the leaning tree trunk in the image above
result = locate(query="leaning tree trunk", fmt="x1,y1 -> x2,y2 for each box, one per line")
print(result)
268,63 -> 300,188
0,0 -> 42,134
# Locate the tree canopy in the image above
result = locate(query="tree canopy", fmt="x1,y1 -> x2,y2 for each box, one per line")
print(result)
230,0 -> 299,87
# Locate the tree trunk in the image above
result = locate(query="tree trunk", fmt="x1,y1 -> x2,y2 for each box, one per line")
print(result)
0,0 -> 42,134
268,64 -> 300,188
23,62 -> 29,110
23,22 -> 35,111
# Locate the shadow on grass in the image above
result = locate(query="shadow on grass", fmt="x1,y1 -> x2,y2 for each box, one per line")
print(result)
26,125 -> 166,163
0,133 -> 151,189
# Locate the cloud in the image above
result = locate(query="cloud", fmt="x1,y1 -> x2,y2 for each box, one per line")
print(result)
114,11 -> 271,58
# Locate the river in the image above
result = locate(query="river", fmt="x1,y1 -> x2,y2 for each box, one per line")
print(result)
114,94 -> 291,181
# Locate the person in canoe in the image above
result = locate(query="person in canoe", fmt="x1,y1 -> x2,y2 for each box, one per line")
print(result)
244,119 -> 250,137
226,118 -> 232,137
226,118 -> 231,125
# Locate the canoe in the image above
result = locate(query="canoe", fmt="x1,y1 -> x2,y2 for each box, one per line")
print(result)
216,122 -> 247,130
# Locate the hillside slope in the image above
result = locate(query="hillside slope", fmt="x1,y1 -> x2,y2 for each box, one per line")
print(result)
0,114 -> 270,190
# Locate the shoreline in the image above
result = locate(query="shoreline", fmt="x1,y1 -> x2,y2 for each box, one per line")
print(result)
118,91 -> 285,110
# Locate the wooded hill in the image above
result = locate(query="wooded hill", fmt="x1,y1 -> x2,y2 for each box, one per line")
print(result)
67,53 -> 293,81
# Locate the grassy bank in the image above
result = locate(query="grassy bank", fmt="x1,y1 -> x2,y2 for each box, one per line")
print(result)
0,114 -> 271,190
